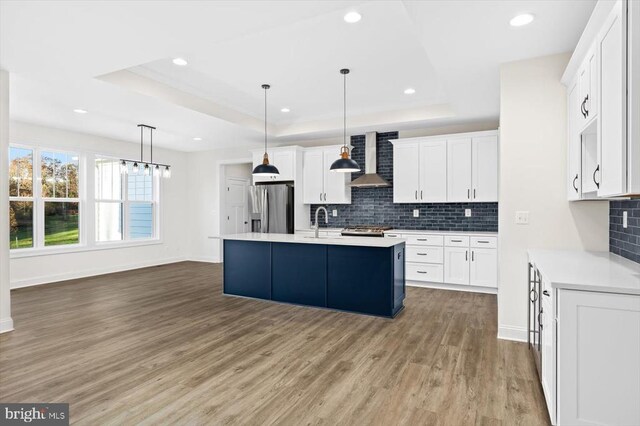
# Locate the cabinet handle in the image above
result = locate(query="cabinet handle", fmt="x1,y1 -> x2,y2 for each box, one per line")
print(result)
420,190 -> 423,200
471,250 -> 474,261
593,164 -> 600,189
467,189 -> 470,199
415,190 -> 418,200
572,174 -> 578,192
465,250 -> 468,261
387,234 -> 399,238
417,253 -> 427,256
477,240 -> 489,244
538,310 -> 543,329
324,193 -> 327,201
320,192 -> 322,201
542,290 -> 550,297
530,289 -> 538,302
584,94 -> 589,116
416,238 -> 427,241
451,239 -> 463,243
580,98 -> 587,118
417,271 -> 427,274
473,189 -> 476,199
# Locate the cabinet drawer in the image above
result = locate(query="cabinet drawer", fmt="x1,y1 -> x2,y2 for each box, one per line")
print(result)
470,236 -> 497,248
406,235 -> 444,246
445,236 -> 469,247
406,246 -> 444,264
406,263 -> 444,283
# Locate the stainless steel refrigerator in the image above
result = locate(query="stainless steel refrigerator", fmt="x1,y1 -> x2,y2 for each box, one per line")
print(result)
248,184 -> 294,234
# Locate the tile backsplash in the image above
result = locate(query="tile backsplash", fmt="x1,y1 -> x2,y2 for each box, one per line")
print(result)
610,199 -> 640,263
310,131 -> 499,232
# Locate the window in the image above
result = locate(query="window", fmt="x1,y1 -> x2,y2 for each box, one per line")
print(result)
9,146 -> 80,249
95,157 -> 157,242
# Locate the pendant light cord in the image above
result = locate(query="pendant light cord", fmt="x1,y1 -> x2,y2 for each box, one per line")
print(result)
343,71 -> 347,148
264,86 -> 268,155
150,127 -> 153,165
140,125 -> 143,163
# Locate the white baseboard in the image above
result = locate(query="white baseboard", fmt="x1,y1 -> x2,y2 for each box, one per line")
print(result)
407,281 -> 498,295
10,256 -> 188,289
187,256 -> 220,264
0,317 -> 14,334
497,325 -> 528,342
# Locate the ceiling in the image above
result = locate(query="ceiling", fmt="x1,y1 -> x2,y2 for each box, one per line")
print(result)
0,0 -> 596,151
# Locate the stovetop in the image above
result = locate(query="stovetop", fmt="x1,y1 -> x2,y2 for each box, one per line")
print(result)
341,225 -> 392,237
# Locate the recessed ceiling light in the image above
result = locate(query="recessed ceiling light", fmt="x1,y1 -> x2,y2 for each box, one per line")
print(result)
344,11 -> 361,23
73,108 -> 88,114
172,57 -> 188,66
193,137 -> 202,141
281,108 -> 290,113
510,13 -> 535,27
404,88 -> 416,95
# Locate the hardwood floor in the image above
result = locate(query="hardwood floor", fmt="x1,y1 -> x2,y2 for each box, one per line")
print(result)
0,262 -> 549,425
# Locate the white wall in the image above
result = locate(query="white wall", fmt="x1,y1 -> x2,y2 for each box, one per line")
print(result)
0,70 -> 13,332
498,53 -> 609,341
9,122 -> 190,288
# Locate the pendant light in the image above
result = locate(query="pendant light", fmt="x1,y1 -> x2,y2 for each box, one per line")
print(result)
120,124 -> 171,178
330,68 -> 360,173
252,84 -> 279,177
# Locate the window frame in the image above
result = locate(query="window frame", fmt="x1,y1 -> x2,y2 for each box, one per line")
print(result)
8,145 -> 162,259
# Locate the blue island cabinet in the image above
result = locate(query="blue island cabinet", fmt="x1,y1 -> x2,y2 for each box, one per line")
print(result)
223,239 -> 405,318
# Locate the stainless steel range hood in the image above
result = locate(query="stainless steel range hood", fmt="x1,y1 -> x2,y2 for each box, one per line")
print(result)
348,132 -> 391,188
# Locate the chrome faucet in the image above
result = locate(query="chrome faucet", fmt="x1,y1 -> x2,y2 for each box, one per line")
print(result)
314,206 -> 328,238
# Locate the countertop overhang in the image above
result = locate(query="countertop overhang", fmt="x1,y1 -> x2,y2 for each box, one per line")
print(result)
528,249 -> 640,295
222,233 -> 405,248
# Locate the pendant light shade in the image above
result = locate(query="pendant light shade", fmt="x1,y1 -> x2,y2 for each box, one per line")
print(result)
330,68 -> 360,173
253,84 -> 280,176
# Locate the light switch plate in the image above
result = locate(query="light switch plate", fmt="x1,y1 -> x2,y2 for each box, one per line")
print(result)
332,209 -> 338,217
413,209 -> 419,218
623,211 -> 628,228
515,211 -> 529,225
465,209 -> 472,217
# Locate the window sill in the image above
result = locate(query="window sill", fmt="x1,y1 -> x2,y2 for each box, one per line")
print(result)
9,239 -> 163,259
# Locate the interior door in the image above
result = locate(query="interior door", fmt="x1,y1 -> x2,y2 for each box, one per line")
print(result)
443,247 -> 469,285
225,177 -> 249,234
303,150 -> 324,204
393,143 -> 420,203
447,138 -> 472,202
598,0 -> 627,196
324,149 -> 350,204
472,136 -> 498,202
419,139 -> 447,202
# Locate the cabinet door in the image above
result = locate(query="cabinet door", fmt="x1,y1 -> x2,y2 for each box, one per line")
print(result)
443,246 -> 469,285
469,248 -> 497,288
324,149 -> 351,204
303,150 -> 324,204
272,150 -> 294,181
393,143 -> 420,203
447,138 -> 472,202
471,136 -> 498,202
598,0 -> 627,197
558,290 -> 640,426
567,80 -> 582,200
418,139 -> 447,202
541,294 -> 556,425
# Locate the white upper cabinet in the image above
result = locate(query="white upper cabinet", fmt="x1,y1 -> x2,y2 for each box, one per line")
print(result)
393,142 -> 420,203
251,148 -> 296,183
323,149 -> 350,204
392,130 -> 499,204
302,150 -> 324,204
447,138 -> 473,202
597,0 -> 627,197
471,136 -> 499,202
301,146 -> 351,204
419,140 -> 447,202
563,0 -> 639,199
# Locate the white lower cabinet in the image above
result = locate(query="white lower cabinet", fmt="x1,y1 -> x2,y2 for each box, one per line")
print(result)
557,290 -> 640,426
443,246 -> 470,285
469,248 -> 498,288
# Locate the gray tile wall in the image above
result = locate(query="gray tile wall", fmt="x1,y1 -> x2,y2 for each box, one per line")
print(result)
610,199 -> 640,263
311,131 -> 499,231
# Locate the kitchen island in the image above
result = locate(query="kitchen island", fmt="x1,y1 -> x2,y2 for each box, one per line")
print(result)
222,233 -> 406,317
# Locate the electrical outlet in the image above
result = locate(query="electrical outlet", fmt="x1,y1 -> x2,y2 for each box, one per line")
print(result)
465,209 -> 472,217
332,209 -> 338,217
623,211 -> 628,228
515,211 -> 529,225
413,209 -> 419,218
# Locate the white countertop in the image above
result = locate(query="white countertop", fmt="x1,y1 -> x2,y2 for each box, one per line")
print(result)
528,249 -> 640,295
223,233 -> 405,248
